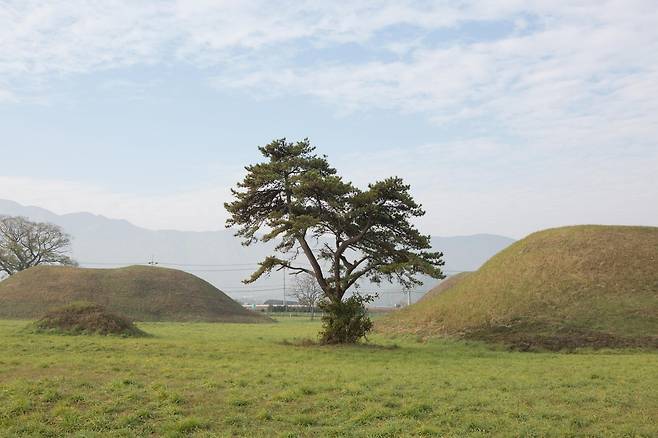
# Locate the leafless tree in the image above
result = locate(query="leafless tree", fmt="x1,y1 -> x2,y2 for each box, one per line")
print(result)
292,273 -> 324,319
0,216 -> 77,277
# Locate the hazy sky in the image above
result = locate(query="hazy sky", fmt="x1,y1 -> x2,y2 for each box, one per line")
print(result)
1,1 -> 657,238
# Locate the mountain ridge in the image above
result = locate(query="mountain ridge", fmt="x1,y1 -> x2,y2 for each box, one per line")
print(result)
0,199 -> 515,303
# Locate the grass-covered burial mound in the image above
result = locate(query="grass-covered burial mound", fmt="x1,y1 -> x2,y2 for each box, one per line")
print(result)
378,225 -> 658,350
32,302 -> 147,337
0,265 -> 272,323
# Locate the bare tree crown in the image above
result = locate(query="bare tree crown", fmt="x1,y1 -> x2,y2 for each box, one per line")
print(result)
292,273 -> 324,308
0,216 -> 77,277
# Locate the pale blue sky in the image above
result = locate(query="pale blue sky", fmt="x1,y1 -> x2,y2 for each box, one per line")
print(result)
1,1 -> 657,237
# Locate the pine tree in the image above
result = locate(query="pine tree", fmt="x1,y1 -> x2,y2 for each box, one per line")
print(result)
225,138 -> 444,343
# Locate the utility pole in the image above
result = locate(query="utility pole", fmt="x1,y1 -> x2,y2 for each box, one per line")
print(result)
404,287 -> 411,306
283,267 -> 287,314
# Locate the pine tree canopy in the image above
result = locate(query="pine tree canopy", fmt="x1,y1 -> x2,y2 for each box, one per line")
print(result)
225,138 -> 444,303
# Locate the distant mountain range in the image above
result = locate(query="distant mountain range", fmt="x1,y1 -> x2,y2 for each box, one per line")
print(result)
0,199 -> 515,304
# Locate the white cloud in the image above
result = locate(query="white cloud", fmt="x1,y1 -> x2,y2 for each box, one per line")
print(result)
336,140 -> 658,237
2,138 -> 656,238
0,1 -> 473,76
0,85 -> 15,102
3,1 -> 657,144
213,10 -> 658,153
1,1 -> 656,236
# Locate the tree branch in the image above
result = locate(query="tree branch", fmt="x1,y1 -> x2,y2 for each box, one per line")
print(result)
296,234 -> 330,294
335,219 -> 373,259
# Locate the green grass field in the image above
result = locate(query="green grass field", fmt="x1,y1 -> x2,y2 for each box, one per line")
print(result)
1,318 -> 657,437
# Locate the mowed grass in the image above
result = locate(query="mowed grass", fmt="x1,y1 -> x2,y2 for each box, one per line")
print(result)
1,319 -> 657,437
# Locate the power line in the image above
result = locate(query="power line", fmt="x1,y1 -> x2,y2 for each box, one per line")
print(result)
157,266 -> 258,273
224,288 -> 433,295
78,261 -> 268,267
155,262 -> 266,267
77,259 -> 472,301
78,260 -> 473,274
222,285 -> 285,292
225,287 -> 285,292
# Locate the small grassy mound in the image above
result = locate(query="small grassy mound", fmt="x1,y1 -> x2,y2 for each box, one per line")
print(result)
378,225 -> 658,350
32,302 -> 147,337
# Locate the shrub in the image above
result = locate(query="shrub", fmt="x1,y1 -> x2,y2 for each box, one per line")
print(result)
31,301 -> 147,337
318,294 -> 374,344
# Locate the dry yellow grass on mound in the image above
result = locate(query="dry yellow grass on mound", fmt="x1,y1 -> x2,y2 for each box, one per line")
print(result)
378,225 -> 658,350
0,265 -> 273,323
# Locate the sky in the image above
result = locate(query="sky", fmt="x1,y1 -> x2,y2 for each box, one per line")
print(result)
0,0 -> 657,239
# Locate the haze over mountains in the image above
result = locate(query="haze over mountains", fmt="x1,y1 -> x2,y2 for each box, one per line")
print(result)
0,199 -> 514,304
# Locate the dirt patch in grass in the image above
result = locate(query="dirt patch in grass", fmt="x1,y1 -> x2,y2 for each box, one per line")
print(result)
279,337 -> 319,347
30,302 -> 147,337
465,323 -> 658,352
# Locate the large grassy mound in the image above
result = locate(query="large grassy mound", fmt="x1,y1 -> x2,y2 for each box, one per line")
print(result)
0,265 -> 272,323
32,302 -> 147,337
417,272 -> 470,303
378,225 -> 658,350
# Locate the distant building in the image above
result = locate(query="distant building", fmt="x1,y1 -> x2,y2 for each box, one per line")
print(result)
263,299 -> 299,306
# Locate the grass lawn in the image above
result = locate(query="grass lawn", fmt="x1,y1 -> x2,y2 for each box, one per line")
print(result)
0,318 -> 657,437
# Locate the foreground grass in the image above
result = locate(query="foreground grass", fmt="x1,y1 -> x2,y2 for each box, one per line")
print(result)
1,319 -> 657,437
